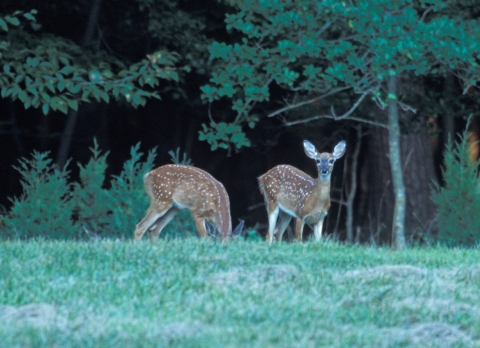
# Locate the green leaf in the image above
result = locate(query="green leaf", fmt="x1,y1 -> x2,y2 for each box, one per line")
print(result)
157,69 -> 179,81
24,13 -> 36,21
57,80 -> 66,92
18,90 -> 27,102
45,82 -> 55,93
42,103 -> 49,115
57,99 -> 68,114
24,98 -> 31,109
60,66 -> 76,75
92,88 -> 101,101
26,57 -> 39,67
5,16 -> 20,26
102,70 -> 113,79
100,91 -> 109,103
89,70 -> 102,82
49,97 -> 58,111
67,99 -> 78,111
132,92 -> 141,105
58,57 -> 69,65
40,92 -> 51,103
0,19 -> 7,32
66,83 -> 81,94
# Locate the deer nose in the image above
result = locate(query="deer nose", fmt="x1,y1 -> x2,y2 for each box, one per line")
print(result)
319,163 -> 330,174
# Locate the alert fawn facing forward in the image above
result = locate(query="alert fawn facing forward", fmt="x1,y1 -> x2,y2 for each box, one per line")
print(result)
259,140 -> 346,243
134,164 -> 243,241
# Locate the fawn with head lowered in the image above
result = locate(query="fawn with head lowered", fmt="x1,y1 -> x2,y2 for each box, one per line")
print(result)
259,140 -> 346,243
134,164 -> 243,241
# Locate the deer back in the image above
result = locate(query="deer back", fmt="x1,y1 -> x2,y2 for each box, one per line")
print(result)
143,164 -> 232,236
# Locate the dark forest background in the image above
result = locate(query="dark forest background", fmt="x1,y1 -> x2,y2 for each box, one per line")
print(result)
1,0 -> 479,243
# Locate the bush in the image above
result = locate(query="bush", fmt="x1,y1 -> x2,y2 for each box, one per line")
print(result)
0,152 -> 77,239
72,140 -> 114,238
0,141 -> 197,240
104,143 -> 157,239
431,117 -> 480,246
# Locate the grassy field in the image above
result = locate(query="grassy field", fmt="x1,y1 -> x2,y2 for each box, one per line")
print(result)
1,239 -> 480,347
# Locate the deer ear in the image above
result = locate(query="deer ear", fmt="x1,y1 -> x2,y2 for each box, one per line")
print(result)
333,140 -> 346,159
205,219 -> 220,238
231,220 -> 244,238
303,140 -> 318,159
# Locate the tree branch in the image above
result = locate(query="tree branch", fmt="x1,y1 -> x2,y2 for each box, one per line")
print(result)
283,113 -> 387,128
331,91 -> 370,119
268,86 -> 351,117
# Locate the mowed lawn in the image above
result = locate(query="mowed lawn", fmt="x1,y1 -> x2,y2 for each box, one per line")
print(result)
1,239 -> 480,347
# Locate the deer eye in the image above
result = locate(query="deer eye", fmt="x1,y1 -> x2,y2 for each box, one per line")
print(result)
328,158 -> 334,165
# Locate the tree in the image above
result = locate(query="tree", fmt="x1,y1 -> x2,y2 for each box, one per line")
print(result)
0,9 -> 179,115
0,4 -> 190,168
202,0 -> 480,247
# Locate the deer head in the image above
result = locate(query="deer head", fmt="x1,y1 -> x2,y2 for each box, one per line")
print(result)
304,140 -> 346,182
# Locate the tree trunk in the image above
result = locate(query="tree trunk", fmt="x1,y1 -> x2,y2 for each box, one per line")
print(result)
56,0 -> 103,168
442,74 -> 457,148
388,76 -> 406,249
57,109 -> 79,168
345,125 -> 362,244
360,80 -> 438,245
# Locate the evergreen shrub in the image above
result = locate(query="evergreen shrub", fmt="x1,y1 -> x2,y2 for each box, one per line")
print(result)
0,142 -> 197,240
1,152 -> 77,239
431,118 -> 480,246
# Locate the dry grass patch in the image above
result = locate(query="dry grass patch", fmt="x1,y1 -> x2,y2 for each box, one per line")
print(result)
382,322 -> 475,347
157,322 -> 206,340
393,297 -> 477,318
210,264 -> 299,290
444,265 -> 480,283
0,303 -> 66,328
343,265 -> 428,281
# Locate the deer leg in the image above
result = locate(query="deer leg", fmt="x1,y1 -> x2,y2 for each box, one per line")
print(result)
266,207 -> 279,244
313,217 -> 325,242
275,212 -> 292,242
294,217 -> 305,242
134,207 -> 170,241
148,207 -> 180,240
193,215 -> 212,238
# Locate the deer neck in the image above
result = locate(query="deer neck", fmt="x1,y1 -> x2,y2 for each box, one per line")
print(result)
309,173 -> 331,203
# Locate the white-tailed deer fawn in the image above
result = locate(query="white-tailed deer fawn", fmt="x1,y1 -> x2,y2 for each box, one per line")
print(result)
259,140 -> 346,243
134,164 -> 243,241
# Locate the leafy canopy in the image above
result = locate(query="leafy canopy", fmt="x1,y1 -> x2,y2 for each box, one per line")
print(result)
0,9 -> 179,114
202,0 -> 480,149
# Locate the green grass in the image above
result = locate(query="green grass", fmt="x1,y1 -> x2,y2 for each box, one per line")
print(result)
1,239 -> 480,347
